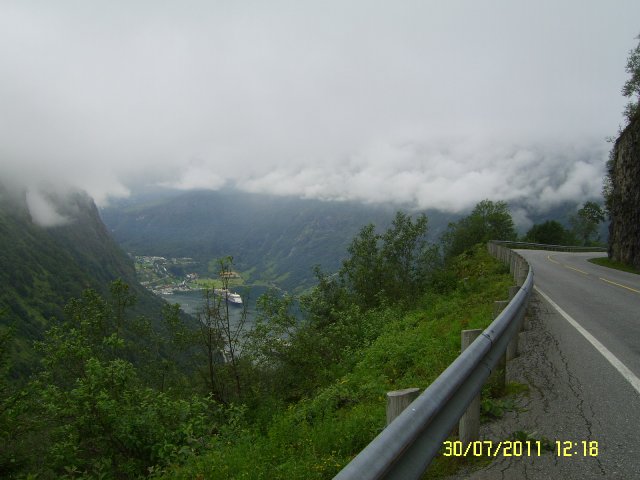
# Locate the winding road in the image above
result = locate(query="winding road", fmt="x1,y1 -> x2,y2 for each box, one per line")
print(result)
519,250 -> 640,387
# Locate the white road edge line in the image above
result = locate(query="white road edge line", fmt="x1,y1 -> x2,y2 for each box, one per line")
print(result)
535,285 -> 640,396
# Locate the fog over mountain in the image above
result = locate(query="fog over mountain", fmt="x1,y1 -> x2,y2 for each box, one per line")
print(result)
1,1 -> 638,227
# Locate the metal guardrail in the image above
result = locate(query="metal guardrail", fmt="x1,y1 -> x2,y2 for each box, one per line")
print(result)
333,242 -> 533,480
491,240 -> 607,252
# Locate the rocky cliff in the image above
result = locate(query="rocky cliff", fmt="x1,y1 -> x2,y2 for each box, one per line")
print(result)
607,115 -> 640,269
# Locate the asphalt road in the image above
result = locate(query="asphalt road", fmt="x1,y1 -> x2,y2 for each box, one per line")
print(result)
445,249 -> 640,479
518,250 -> 640,381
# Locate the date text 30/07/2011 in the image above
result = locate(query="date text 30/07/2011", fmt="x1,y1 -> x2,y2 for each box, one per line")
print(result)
442,440 -> 599,457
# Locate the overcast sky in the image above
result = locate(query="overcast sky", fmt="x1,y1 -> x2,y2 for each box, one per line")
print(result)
1,1 -> 639,225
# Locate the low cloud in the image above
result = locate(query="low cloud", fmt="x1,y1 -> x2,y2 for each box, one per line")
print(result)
235,138 -> 608,216
25,188 -> 71,227
0,0 -> 633,225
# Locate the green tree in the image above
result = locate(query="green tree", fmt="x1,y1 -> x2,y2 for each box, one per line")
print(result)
443,200 -> 517,257
154,303 -> 195,393
0,322 -> 29,477
34,357 -> 219,479
243,291 -> 311,401
246,292 -> 298,368
244,213 -> 437,403
524,220 -> 576,245
622,34 -> 640,122
379,212 -> 437,303
570,201 -> 605,245
109,278 -> 137,337
340,224 -> 383,309
196,257 -> 247,403
20,283 -> 225,478
339,212 -> 437,309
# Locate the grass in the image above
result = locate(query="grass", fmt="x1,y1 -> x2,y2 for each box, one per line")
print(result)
192,277 -> 245,289
588,257 -> 640,275
160,246 -> 514,480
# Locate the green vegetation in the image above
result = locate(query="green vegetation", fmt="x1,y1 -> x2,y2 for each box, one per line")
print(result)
133,254 -> 245,293
0,190 -> 168,377
523,220 -> 577,245
2,199 -> 523,479
161,245 -> 512,479
588,257 -> 640,275
622,34 -> 640,123
604,33 -> 639,217
0,283 -> 226,479
193,277 -> 243,289
569,201 -> 606,246
522,201 -> 606,247
442,200 -> 517,257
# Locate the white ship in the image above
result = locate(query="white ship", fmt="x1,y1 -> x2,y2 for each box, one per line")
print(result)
213,288 -> 243,305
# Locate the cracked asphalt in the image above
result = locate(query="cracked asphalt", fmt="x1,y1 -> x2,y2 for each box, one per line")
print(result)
443,250 -> 640,479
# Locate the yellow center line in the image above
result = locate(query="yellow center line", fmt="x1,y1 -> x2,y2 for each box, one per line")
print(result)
599,277 -> 640,294
547,255 -> 560,265
564,265 -> 589,275
547,254 -> 589,275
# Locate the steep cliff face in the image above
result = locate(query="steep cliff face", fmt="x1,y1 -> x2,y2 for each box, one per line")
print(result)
608,115 -> 640,269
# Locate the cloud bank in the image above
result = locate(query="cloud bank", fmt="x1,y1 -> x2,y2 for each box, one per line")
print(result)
0,0 -> 637,225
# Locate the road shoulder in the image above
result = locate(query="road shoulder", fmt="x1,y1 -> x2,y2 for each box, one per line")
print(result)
442,291 -> 612,480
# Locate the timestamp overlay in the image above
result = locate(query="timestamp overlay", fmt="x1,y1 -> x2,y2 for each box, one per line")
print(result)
442,440 -> 599,458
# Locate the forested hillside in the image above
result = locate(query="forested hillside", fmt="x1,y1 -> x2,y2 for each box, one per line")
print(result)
1,201 -> 519,479
0,187 -> 168,376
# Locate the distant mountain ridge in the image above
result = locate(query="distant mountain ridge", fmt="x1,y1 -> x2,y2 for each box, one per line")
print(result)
0,186 -> 168,377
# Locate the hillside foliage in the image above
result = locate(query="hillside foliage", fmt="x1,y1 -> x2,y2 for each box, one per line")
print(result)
442,200 -> 517,257
622,34 -> 640,123
1,199 -> 521,479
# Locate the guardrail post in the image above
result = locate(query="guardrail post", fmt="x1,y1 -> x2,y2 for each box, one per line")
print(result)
524,299 -> 533,331
386,388 -> 421,426
508,286 -> 519,300
494,300 -> 509,316
459,329 -> 482,445
508,286 -> 522,329
491,300 -> 509,390
517,260 -> 528,287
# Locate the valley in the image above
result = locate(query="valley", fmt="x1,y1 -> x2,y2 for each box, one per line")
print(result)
100,188 -> 453,294
132,253 -> 274,323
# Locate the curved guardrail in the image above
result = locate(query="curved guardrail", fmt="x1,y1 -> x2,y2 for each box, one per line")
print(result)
333,242 -> 533,480
491,240 -> 606,252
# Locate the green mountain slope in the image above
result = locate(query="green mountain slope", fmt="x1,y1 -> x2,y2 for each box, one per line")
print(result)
0,188 -> 168,377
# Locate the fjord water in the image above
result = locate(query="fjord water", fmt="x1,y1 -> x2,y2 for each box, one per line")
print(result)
170,285 -> 285,330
